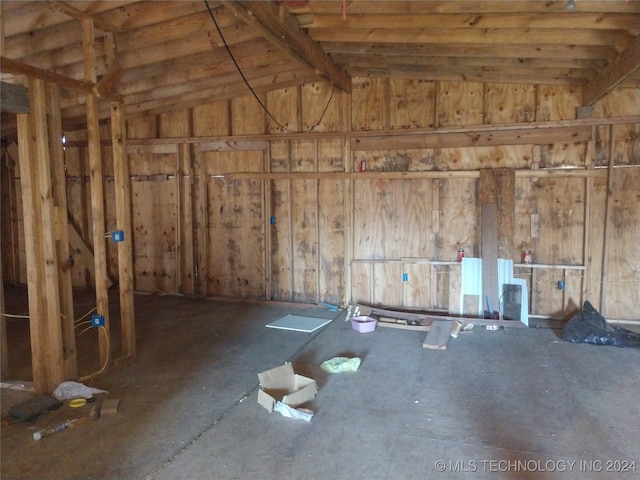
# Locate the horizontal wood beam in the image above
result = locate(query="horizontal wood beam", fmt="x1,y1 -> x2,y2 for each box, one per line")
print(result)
1,56 -> 94,94
121,115 -> 640,146
222,1 -> 351,92
47,1 -> 115,32
0,81 -> 29,113
1,57 -> 122,101
582,36 -> 640,105
222,168 -> 607,181
352,125 -> 592,150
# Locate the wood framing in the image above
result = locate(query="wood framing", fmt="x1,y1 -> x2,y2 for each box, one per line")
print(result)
222,1 -> 352,93
111,100 -> 136,360
83,18 -> 111,374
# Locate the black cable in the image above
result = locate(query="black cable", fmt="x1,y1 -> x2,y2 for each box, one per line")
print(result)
203,0 -> 334,134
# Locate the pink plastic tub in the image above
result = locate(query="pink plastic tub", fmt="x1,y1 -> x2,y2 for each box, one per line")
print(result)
350,315 -> 377,333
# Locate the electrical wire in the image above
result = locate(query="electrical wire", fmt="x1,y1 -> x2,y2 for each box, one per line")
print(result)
75,307 -> 97,325
203,0 -> 335,134
78,325 -> 110,381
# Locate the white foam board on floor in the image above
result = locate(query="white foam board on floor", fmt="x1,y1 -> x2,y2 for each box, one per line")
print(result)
265,314 -> 333,333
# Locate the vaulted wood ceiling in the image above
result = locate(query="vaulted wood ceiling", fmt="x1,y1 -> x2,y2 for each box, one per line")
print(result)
1,0 -> 639,139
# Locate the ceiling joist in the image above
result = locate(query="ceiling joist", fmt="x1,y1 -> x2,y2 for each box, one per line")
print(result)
221,1 -> 352,93
582,36 -> 640,106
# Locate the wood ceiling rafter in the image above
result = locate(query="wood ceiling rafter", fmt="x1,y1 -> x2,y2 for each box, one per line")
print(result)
221,0 -> 352,92
47,1 -> 115,33
582,36 -> 640,105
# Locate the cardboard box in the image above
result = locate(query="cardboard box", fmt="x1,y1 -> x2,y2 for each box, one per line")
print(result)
257,363 -> 317,412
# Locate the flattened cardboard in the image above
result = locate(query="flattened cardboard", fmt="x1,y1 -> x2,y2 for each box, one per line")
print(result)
257,363 -> 317,412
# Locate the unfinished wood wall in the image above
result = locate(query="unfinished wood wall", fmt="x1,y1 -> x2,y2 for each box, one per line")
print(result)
2,79 -> 639,320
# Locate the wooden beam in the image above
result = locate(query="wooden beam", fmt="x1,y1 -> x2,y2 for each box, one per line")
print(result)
93,64 -> 124,99
82,18 -> 111,374
582,36 -> 640,106
0,56 -> 120,101
0,233 -> 7,379
222,1 -> 351,92
47,83 -> 77,379
47,1 -> 115,33
111,100 -> 136,360
123,116 -> 639,146
352,125 -> 592,150
0,81 -> 29,113
1,56 -> 94,94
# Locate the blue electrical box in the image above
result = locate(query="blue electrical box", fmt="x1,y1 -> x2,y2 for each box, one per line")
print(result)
270,217 -> 276,225
91,314 -> 105,327
111,230 -> 125,242
402,273 -> 408,281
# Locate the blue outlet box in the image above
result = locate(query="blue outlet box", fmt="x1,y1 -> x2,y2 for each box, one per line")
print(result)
402,273 -> 408,281
270,217 -> 276,225
91,314 -> 105,327
111,230 -> 125,242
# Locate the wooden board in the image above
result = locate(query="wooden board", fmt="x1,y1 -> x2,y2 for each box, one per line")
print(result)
351,77 -> 388,131
436,81 -> 483,127
484,83 -> 535,124
389,78 -> 435,129
423,320 -> 453,350
536,85 -> 582,121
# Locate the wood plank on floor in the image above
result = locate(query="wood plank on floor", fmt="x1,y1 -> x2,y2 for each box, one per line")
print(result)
423,320 -> 453,349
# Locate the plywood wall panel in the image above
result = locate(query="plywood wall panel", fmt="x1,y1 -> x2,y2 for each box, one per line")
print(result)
437,81 -> 483,127
354,149 -> 435,171
531,178 -> 585,265
438,145 -> 531,170
373,262 -> 403,306
231,94 -> 265,135
131,179 -> 177,292
540,142 -> 587,168
401,180 -> 435,258
484,83 -> 535,124
604,168 -> 640,319
351,262 -> 372,305
193,101 -> 230,136
404,263 -> 433,309
531,269 -> 565,316
587,171 -> 608,311
390,79 -> 436,129
270,179 -> 292,300
536,85 -> 581,121
206,151 -> 265,298
351,77 -> 388,131
612,124 -> 640,166
158,108 -> 190,137
267,87 -> 298,134
269,140 -> 292,300
438,179 -> 479,260
318,138 -> 345,305
515,177 -> 537,260
595,88 -> 640,118
290,140 -> 318,303
353,179 -> 397,259
127,116 -> 157,139
302,82 -> 341,132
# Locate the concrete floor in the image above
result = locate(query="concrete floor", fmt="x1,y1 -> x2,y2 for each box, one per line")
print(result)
2,289 -> 639,480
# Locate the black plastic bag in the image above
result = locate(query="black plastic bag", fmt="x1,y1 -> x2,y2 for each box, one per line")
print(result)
561,301 -> 640,348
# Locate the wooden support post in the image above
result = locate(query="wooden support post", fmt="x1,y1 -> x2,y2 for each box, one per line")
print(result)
342,91 -> 353,308
582,128 -> 595,306
263,147 -> 272,300
47,83 -> 77,379
111,101 -> 136,360
1,249 -> 7,379
17,79 -> 68,393
83,19 -> 111,372
32,78 -> 66,388
16,111 -> 48,392
600,125 -> 615,315
192,143 -> 208,295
